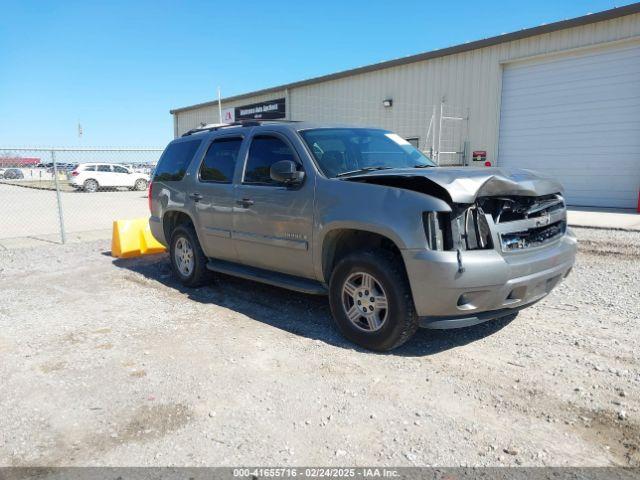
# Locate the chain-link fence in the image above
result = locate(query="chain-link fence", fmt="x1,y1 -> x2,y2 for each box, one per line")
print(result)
0,148 -> 163,244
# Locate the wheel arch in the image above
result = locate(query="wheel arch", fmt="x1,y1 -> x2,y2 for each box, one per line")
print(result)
320,226 -> 407,284
162,210 -> 198,247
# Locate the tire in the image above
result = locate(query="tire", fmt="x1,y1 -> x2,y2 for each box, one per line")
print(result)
134,178 -> 148,191
169,223 -> 212,288
329,249 -> 419,351
83,179 -> 99,193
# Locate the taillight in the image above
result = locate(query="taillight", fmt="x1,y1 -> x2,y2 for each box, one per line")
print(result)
71,170 -> 79,176
148,181 -> 153,213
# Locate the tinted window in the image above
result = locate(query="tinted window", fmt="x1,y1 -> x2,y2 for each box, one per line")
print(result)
154,140 -> 201,182
97,165 -> 111,172
83,165 -> 96,171
199,137 -> 242,183
113,165 -> 128,173
244,136 -> 296,185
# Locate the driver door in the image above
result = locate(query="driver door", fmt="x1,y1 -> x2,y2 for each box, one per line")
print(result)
232,132 -> 315,279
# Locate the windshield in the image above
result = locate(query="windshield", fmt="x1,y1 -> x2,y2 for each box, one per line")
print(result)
300,128 -> 436,178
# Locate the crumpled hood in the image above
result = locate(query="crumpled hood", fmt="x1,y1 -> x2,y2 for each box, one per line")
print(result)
341,167 -> 564,204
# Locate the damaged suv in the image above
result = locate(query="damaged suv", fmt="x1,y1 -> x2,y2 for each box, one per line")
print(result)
149,121 -> 577,351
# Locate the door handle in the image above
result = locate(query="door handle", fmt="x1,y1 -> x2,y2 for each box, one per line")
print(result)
189,192 -> 203,202
236,198 -> 254,208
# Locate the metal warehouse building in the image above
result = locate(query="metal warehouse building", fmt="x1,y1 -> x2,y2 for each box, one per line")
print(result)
171,4 -> 640,209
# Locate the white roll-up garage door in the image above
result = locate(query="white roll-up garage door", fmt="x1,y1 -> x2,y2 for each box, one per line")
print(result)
498,43 -> 640,208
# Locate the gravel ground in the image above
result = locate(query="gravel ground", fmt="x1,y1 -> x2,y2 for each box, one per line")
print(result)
0,227 -> 638,467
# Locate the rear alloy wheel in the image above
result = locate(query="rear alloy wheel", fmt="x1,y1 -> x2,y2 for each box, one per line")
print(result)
134,178 -> 148,191
329,250 -> 419,351
83,179 -> 99,193
169,224 -> 212,287
174,236 -> 194,278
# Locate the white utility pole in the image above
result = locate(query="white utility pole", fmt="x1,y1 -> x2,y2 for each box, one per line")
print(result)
217,87 -> 223,123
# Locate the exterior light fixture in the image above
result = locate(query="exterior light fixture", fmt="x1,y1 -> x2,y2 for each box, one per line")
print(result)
383,99 -> 393,108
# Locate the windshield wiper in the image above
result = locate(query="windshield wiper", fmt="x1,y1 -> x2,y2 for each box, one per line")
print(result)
335,166 -> 393,178
412,164 -> 436,168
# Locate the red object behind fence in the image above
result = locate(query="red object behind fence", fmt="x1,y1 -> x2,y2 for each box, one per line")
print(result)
0,157 -> 40,167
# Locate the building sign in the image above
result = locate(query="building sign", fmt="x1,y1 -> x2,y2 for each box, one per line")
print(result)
235,98 -> 286,120
222,107 -> 235,123
472,150 -> 487,162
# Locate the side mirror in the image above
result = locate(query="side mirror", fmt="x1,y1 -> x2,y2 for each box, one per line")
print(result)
270,160 -> 305,185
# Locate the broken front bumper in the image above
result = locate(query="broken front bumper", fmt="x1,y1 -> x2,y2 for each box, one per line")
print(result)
401,230 -> 577,327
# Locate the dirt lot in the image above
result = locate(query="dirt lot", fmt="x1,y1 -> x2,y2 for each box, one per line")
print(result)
0,227 -> 638,467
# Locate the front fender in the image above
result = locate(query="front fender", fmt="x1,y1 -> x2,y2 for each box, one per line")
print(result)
313,178 -> 451,280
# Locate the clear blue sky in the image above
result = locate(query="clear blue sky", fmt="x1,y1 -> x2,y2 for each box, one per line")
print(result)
0,0 -> 627,146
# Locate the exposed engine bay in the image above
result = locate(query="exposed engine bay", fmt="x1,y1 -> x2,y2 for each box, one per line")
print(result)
343,170 -> 567,254
424,194 -> 566,253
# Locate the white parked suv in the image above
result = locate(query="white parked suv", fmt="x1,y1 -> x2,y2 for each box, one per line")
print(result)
70,163 -> 149,192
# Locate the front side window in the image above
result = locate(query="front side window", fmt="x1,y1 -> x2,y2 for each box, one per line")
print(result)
300,128 -> 435,178
243,135 -> 298,185
113,165 -> 129,174
154,139 -> 201,182
199,137 -> 243,183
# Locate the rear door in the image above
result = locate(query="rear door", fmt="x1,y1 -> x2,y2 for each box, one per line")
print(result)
191,135 -> 245,261
112,165 -> 134,187
232,131 -> 315,279
96,164 -> 114,186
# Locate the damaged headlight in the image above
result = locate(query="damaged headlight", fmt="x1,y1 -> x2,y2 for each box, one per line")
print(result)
464,205 -> 492,250
423,212 -> 448,250
423,207 -> 493,251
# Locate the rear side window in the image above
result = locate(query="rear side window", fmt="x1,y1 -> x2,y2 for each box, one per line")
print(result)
199,137 -> 243,183
97,165 -> 111,172
243,135 -> 297,185
83,165 -> 96,171
154,140 -> 201,182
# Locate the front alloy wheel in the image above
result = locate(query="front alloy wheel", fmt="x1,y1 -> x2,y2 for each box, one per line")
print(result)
341,272 -> 389,332
328,250 -> 419,351
134,179 -> 148,191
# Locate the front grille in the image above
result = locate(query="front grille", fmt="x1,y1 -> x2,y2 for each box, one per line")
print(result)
500,220 -> 566,251
484,194 -> 567,252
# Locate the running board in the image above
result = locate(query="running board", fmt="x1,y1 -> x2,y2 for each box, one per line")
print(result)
206,259 -> 328,295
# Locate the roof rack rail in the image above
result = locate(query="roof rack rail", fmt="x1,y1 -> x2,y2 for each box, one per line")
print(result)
181,119 -> 301,137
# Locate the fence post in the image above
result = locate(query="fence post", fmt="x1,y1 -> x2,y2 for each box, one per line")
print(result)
51,150 -> 67,244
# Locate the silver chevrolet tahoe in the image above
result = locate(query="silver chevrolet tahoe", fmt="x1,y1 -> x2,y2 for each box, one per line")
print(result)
149,120 -> 577,351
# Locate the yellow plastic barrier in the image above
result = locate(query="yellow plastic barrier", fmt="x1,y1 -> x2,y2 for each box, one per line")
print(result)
111,218 -> 166,258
